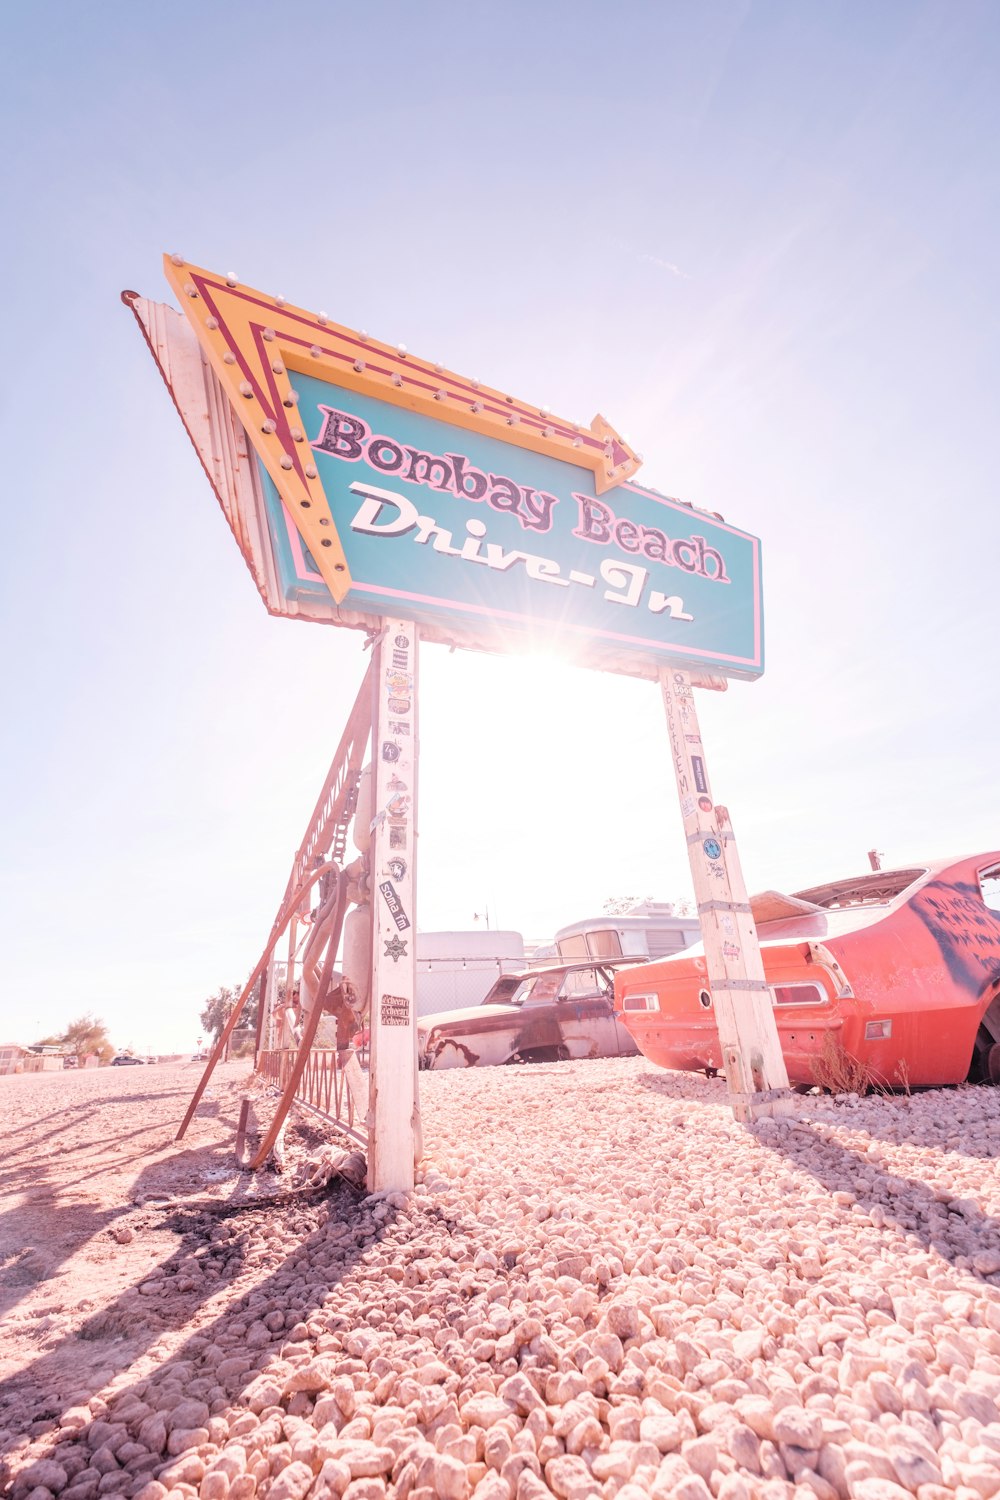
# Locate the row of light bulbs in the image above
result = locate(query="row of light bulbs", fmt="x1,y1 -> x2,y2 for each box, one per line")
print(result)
171,256 -> 639,481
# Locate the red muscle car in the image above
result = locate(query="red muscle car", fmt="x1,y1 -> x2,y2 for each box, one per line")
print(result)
615,853 -> 1000,1089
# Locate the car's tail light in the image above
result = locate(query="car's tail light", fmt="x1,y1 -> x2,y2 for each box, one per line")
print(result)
864,1019 -> 892,1039
622,993 -> 658,1012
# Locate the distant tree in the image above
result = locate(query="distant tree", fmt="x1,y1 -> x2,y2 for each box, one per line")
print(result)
60,1013 -> 114,1062
200,981 -> 260,1045
601,895 -> 696,917
200,985 -> 237,1044
602,895 -> 655,916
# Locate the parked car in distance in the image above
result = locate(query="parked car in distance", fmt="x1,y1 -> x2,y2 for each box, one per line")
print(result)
417,959 -> 645,1070
62,1055 -> 79,1068
110,1054 -> 144,1066
616,853 -> 1000,1089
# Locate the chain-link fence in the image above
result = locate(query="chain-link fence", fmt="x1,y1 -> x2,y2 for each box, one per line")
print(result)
261,943 -> 525,1034
416,956 -> 516,1018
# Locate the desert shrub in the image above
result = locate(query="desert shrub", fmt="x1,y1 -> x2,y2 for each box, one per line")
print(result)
811,1032 -> 888,1094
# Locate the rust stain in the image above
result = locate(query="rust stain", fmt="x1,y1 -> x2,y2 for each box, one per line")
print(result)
427,1037 -> 481,1068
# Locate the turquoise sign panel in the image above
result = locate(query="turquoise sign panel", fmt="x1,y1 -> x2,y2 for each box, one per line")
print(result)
261,373 -> 764,678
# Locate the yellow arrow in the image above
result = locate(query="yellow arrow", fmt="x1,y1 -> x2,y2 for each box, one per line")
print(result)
162,256 -> 642,604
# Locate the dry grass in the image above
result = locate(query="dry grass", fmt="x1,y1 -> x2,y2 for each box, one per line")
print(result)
893,1056 -> 912,1095
811,1032 -> 890,1095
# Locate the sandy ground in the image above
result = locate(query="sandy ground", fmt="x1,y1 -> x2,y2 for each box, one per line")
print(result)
0,1063 -> 286,1422
2,1058 -> 1000,1500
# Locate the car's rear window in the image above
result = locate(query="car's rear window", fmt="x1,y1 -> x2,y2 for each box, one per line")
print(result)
481,978 -> 522,1006
792,868 -> 926,909
979,864 -> 1000,914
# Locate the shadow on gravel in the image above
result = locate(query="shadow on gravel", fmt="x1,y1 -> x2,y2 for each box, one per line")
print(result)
635,1070 -> 728,1104
636,1070 -> 1000,1284
638,1069 -> 1000,1160
795,1087 -> 1000,1160
0,1179 -> 399,1493
756,1119 -> 1000,1285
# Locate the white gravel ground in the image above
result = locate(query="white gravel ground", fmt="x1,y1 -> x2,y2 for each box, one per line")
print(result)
5,1056 -> 1000,1500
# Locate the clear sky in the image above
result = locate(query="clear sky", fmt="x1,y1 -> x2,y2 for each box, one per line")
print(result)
2,1 -> 999,1055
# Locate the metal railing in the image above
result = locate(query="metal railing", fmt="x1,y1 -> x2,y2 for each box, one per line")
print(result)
257,1046 -> 369,1146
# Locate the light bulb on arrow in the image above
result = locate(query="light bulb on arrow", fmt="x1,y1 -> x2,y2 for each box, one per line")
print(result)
161,255 -> 643,605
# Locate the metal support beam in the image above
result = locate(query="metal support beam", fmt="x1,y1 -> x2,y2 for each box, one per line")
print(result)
176,657 -> 373,1141
659,667 -> 793,1123
247,874 -> 349,1171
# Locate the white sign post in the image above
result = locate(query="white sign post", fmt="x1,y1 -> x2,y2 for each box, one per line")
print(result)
368,620 -> 420,1191
660,667 -> 792,1121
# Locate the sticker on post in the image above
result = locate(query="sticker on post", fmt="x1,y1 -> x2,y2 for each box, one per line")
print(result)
384,856 -> 407,880
388,697 -> 411,714
389,826 -> 406,849
722,942 -> 740,960
379,880 -> 411,931
386,791 -> 410,821
382,741 -> 401,763
394,634 -> 410,649
389,720 -> 410,735
383,935 -> 408,963
691,756 -> 708,794
380,993 -> 410,1026
703,837 -> 722,860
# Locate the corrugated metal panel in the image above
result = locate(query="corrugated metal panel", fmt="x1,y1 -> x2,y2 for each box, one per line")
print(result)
647,928 -> 699,960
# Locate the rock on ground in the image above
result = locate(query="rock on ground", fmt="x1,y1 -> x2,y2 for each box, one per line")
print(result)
3,1056 -> 1000,1500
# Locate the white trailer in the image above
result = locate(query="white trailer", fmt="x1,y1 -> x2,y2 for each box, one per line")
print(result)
554,902 -> 702,963
416,930 -> 526,1018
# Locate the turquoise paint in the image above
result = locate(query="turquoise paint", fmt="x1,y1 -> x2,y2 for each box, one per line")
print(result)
261,373 -> 764,677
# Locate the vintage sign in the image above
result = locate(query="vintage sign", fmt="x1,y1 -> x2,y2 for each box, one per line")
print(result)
135,258 -> 789,1180
142,258 -> 764,679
